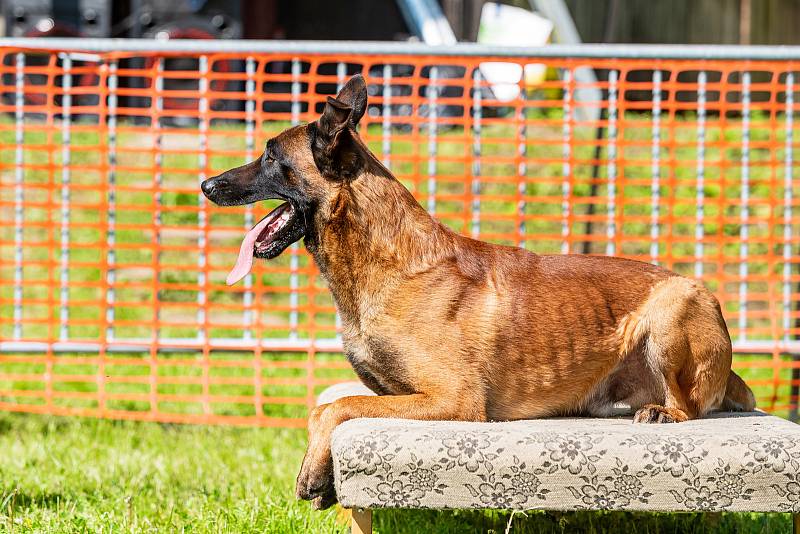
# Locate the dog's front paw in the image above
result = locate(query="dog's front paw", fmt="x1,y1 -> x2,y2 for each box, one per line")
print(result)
295,453 -> 335,506
633,404 -> 688,424
311,490 -> 338,510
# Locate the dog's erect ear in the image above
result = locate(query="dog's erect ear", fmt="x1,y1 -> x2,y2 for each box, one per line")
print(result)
334,74 -> 367,127
312,75 -> 370,180
318,97 -> 353,140
317,74 -> 367,139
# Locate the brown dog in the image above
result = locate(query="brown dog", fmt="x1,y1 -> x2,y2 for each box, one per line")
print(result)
201,74 -> 756,510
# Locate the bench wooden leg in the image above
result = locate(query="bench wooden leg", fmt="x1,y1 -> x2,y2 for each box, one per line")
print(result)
350,508 -> 372,534
793,512 -> 799,534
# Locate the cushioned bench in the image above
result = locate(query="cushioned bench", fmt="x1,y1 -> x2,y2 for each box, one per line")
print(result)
318,382 -> 800,534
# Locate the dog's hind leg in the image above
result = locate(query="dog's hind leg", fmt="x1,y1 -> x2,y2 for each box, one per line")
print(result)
633,376 -> 693,423
619,277 -> 731,424
632,342 -> 695,424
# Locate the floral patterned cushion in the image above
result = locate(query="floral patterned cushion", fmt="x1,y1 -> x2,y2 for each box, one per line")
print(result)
323,383 -> 800,512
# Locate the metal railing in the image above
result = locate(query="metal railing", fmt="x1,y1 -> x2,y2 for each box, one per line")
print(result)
0,39 -> 797,425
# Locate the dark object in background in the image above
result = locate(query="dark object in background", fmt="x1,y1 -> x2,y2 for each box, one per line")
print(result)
1,0 -> 109,114
137,0 -> 243,115
439,0 -> 483,41
121,0 -> 243,125
0,0 -> 463,125
276,0 -> 409,41
132,0 -> 240,40
4,0 -> 112,38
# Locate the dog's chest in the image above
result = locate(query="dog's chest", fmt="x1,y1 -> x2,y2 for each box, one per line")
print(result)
342,334 -> 414,396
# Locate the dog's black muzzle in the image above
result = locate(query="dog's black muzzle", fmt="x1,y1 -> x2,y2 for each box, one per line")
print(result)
201,158 -> 273,207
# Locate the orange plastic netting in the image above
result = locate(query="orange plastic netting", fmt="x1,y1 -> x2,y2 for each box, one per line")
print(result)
0,47 -> 798,425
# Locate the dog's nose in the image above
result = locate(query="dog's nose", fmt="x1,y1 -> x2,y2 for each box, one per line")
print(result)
201,177 -> 222,197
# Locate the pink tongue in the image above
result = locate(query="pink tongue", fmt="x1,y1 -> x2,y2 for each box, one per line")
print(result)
226,215 -> 274,286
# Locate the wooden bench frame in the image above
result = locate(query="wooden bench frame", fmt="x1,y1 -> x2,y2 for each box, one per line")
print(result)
346,508 -> 799,533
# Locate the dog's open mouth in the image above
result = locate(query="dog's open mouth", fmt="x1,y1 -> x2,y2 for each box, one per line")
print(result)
226,201 -> 305,285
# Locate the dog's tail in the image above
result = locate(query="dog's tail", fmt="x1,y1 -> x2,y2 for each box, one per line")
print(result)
720,370 -> 756,412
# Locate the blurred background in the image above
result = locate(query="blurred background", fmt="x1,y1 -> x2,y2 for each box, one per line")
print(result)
0,0 -> 797,45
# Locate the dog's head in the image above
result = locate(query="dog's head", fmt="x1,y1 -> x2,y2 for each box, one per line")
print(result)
201,74 -> 372,285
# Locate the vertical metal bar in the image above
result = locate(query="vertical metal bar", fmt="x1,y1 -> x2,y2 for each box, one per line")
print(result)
784,72 -> 794,344
196,55 -> 209,342
650,69 -> 662,264
695,71 -> 707,278
518,73 -> 528,248
784,72 -> 798,422
154,57 -> 163,341
243,56 -> 256,342
197,55 -> 211,417
739,71 -> 751,341
12,53 -> 24,340
561,69 -> 572,254
150,56 -> 164,417
59,54 -> 72,341
382,64 -> 392,167
427,66 -> 438,214
335,63 -> 346,341
605,69 -> 618,256
105,60 -> 118,342
336,61 -> 346,93
291,58 -> 301,125
289,58 -> 300,339
335,62 -> 347,341
471,68 -> 482,239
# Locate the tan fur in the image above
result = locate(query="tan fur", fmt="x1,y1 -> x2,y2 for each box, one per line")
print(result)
204,76 -> 756,510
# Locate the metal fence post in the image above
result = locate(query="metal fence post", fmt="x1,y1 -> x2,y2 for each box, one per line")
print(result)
471,68 -> 482,239
650,69 -> 662,265
59,54 -> 72,341
244,56 -> 256,342
289,58 -> 301,340
427,66 -> 439,215
695,71 -> 707,279
382,64 -> 392,168
605,69 -> 618,257
561,68 -> 572,254
785,72 -> 798,422
105,59 -> 118,343
13,52 -> 25,340
739,71 -> 751,343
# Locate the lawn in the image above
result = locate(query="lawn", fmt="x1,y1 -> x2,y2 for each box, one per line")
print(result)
0,411 -> 793,534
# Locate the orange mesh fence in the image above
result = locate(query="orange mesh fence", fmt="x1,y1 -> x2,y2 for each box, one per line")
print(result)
0,44 -> 798,426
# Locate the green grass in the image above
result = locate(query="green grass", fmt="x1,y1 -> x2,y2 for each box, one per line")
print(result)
0,412 -> 792,534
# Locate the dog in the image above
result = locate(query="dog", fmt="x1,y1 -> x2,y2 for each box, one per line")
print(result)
201,74 -> 756,510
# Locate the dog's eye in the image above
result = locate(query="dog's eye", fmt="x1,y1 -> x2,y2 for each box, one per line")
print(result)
264,153 -> 275,163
